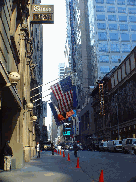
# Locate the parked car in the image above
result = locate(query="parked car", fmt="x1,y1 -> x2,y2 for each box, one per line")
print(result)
107,140 -> 122,152
99,141 -> 108,151
122,138 -> 136,154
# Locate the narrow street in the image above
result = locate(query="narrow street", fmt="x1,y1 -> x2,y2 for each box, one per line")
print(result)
0,150 -> 136,182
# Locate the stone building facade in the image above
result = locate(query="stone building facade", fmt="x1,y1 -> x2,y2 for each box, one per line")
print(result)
91,47 -> 136,141
0,0 -> 42,169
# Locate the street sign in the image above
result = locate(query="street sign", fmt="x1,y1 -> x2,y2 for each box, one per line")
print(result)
31,5 -> 54,24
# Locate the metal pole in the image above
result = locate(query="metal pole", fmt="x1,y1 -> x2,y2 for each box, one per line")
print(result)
116,103 -> 119,140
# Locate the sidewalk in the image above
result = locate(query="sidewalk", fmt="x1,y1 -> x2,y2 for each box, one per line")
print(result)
0,151 -> 93,182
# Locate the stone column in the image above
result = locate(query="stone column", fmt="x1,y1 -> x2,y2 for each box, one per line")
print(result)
20,26 -> 31,162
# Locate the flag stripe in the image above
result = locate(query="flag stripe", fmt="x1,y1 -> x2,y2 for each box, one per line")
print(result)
56,83 -> 67,113
51,85 -> 62,114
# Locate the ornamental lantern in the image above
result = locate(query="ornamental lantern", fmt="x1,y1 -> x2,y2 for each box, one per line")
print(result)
32,116 -> 37,121
27,103 -> 33,111
9,72 -> 20,84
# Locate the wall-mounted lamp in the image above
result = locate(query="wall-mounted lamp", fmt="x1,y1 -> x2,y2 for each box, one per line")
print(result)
9,72 -> 20,85
31,115 -> 37,122
27,102 -> 33,111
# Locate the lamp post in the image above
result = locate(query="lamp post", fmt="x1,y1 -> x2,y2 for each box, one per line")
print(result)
115,94 -> 120,140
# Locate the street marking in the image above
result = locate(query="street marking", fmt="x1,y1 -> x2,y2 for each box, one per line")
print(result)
44,172 -> 55,176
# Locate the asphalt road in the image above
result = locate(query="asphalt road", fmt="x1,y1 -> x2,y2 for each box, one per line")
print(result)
0,150 -> 136,182
63,149 -> 136,182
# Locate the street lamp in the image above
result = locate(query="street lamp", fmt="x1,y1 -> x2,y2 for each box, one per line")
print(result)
115,94 -> 120,140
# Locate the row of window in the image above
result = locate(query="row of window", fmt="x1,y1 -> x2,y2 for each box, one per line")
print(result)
96,15 -> 136,22
95,0 -> 136,6
97,23 -> 136,31
98,32 -> 136,41
98,43 -> 136,53
99,54 -> 129,63
96,6 -> 136,14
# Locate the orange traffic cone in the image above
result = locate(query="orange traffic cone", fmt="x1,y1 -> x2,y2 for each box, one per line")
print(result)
63,151 -> 65,157
76,157 -> 80,168
99,170 -> 104,182
58,150 -> 59,154
67,153 -> 70,161
60,150 -> 62,155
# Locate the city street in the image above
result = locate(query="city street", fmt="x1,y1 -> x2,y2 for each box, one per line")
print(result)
64,150 -> 136,182
0,150 -> 136,182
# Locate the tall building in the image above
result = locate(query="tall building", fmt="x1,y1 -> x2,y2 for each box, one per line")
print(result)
58,63 -> 65,80
88,0 -> 136,79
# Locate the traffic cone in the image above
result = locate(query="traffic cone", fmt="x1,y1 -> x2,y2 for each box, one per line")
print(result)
60,150 -> 62,155
63,151 -> 65,157
58,150 -> 59,154
67,153 -> 70,161
99,170 -> 104,182
76,157 -> 80,168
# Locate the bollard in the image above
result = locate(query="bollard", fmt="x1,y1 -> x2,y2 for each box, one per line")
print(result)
63,151 -> 65,157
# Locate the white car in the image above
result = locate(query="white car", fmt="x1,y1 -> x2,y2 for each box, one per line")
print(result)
107,140 -> 122,152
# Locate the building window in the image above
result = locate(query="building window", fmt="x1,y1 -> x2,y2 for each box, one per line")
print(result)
127,0 -> 136,6
107,6 -> 115,13
95,0 -> 104,3
106,0 -> 115,4
108,15 -> 116,21
117,0 -> 125,5
99,55 -> 109,63
119,24 -> 128,31
119,16 -> 127,22
109,24 -> 117,30
100,66 -> 110,73
120,33 -> 130,41
98,43 -> 108,52
111,55 -> 121,63
118,7 -> 126,13
129,16 -> 136,23
111,44 -> 120,52
130,24 -> 136,31
109,33 -> 118,41
98,32 -> 107,40
121,44 -> 131,52
128,8 -> 136,14
96,6 -> 105,12
97,23 -> 106,29
60,72 -> 64,74
131,34 -> 136,42
97,15 -> 105,21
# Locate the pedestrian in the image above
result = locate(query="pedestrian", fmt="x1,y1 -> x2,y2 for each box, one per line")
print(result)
37,142 -> 40,158
51,143 -> 54,155
3,141 -> 13,171
73,142 -> 78,157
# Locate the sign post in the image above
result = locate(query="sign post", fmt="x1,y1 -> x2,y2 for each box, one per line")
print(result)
31,5 -> 54,24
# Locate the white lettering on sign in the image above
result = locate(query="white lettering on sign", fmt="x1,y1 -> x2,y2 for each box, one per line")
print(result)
34,5 -> 52,12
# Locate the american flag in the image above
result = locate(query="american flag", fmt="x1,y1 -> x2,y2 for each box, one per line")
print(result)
51,76 -> 73,115
48,102 -> 62,126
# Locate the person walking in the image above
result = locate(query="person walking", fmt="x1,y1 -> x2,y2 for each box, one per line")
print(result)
3,141 -> 13,171
73,142 -> 78,157
37,142 -> 40,158
51,143 -> 54,155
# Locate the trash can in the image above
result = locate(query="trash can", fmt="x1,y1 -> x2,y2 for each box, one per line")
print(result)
4,156 -> 11,171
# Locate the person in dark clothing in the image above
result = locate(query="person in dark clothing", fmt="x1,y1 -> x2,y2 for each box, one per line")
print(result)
3,141 -> 13,156
51,143 -> 54,155
73,142 -> 78,157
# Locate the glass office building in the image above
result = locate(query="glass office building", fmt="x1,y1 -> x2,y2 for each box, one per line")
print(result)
88,0 -> 136,79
